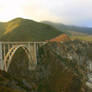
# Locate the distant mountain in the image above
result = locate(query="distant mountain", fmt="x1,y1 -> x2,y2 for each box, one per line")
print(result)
0,18 -> 63,41
42,21 -> 92,36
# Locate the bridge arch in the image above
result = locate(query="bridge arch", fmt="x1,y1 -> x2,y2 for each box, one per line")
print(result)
4,45 -> 32,72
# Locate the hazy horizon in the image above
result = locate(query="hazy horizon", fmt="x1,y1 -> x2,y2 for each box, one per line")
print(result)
0,0 -> 92,27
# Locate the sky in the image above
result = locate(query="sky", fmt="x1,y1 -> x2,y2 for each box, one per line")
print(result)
0,0 -> 92,27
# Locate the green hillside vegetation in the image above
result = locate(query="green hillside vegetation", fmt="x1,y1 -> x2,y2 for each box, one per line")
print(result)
0,22 -> 6,36
0,18 -> 63,41
42,21 -> 92,35
71,35 -> 92,41
42,21 -> 92,41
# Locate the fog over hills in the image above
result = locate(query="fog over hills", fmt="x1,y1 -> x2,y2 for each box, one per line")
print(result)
42,21 -> 92,36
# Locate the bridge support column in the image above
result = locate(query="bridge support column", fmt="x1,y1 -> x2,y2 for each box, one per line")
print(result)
0,43 -> 4,70
28,43 -> 38,70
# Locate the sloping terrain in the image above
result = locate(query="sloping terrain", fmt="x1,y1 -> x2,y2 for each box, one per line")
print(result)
48,34 -> 70,42
0,18 -> 63,41
0,70 -> 31,92
3,40 -> 92,92
42,21 -> 92,35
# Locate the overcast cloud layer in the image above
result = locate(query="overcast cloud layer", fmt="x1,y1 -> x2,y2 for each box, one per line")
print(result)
0,0 -> 92,27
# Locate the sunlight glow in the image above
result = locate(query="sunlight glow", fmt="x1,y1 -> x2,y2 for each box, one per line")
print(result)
0,0 -> 60,22
0,0 -> 26,21
0,0 -> 91,26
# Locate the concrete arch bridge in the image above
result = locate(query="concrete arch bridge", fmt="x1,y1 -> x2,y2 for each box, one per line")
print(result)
0,42 -> 47,72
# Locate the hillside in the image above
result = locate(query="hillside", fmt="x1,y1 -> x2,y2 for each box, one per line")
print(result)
4,40 -> 92,92
0,41 -> 92,91
42,21 -> 92,36
48,34 -> 70,42
0,18 -> 63,41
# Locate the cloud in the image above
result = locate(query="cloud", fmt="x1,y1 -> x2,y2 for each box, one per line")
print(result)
0,0 -> 91,26
38,0 -> 92,26
22,1 -> 61,22
21,0 -> 92,26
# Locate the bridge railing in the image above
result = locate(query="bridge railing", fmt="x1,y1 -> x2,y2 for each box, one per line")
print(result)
0,42 -> 47,44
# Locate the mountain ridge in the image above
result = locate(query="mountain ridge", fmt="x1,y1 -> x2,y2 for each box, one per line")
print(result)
42,21 -> 92,35
0,18 -> 63,41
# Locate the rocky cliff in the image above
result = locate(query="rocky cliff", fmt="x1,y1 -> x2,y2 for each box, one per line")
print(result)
0,40 -> 92,92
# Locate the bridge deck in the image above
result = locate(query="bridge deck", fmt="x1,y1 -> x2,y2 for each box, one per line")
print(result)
0,42 -> 47,44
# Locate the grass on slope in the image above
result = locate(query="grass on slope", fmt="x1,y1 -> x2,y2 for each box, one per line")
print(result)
0,18 -> 63,41
71,35 -> 92,41
42,21 -> 92,35
0,86 -> 24,92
